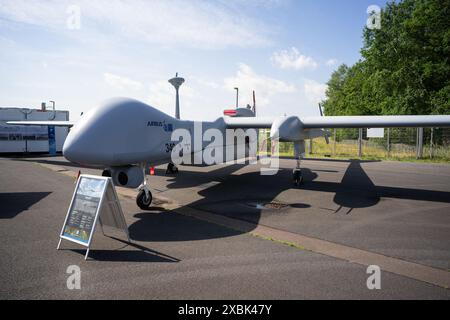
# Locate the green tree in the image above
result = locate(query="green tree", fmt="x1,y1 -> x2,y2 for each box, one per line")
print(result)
322,0 -> 450,117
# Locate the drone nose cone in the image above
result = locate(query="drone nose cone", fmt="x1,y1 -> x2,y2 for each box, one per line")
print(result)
62,98 -> 166,166
62,134 -> 84,164
63,131 -> 113,165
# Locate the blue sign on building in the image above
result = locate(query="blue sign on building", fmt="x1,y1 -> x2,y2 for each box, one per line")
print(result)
48,126 -> 56,155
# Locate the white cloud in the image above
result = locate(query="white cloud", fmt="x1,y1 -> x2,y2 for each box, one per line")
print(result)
0,0 -> 271,49
304,79 -> 327,105
191,77 -> 221,89
271,47 -> 318,70
224,63 -> 295,107
326,58 -> 338,67
103,73 -> 143,91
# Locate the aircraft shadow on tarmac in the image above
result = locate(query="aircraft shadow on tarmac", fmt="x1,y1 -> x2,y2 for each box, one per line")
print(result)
9,158 -> 450,244
302,160 -> 450,214
129,159 -> 450,242
128,163 -> 316,242
0,192 -> 52,219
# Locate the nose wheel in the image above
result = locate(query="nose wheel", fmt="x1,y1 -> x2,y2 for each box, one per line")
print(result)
136,189 -> 152,210
102,169 -> 111,177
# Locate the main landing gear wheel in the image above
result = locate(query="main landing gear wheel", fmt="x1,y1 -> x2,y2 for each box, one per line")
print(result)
166,162 -> 179,174
293,169 -> 303,187
136,189 -> 152,210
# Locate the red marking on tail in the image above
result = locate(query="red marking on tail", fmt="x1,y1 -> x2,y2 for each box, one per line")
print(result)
223,109 -> 237,116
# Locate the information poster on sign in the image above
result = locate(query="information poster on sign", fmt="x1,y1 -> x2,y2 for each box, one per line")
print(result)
61,176 -> 106,245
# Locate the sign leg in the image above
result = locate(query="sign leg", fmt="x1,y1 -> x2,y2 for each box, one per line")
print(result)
85,248 -> 90,260
57,238 -> 62,250
99,219 -> 106,237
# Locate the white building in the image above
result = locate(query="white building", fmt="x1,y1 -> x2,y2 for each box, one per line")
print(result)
0,106 -> 69,153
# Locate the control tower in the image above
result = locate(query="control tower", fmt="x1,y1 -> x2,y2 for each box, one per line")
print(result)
168,73 -> 185,120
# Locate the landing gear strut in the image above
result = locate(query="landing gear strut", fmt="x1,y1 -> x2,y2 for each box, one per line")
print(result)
166,162 -> 178,174
293,160 -> 303,186
136,164 -> 152,210
293,141 -> 305,187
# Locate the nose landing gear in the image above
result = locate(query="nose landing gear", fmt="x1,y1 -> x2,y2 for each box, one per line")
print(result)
293,141 -> 305,187
136,188 -> 152,210
136,164 -> 152,210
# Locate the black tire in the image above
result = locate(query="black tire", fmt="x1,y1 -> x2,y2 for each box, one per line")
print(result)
102,169 -> 111,177
136,189 -> 152,210
293,170 -> 303,186
166,163 -> 178,174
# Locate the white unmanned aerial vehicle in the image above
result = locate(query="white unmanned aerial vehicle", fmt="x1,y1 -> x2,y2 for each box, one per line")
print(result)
8,98 -> 450,209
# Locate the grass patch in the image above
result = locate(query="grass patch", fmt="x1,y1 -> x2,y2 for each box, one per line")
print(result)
258,136 -> 450,164
250,232 -> 306,250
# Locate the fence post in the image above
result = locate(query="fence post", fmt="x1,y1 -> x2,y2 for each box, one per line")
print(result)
430,128 -> 434,159
358,128 -> 363,158
387,128 -> 390,157
416,127 -> 423,159
333,128 -> 337,156
309,139 -> 313,154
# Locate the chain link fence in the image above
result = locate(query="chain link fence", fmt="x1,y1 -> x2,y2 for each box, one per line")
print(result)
258,128 -> 450,161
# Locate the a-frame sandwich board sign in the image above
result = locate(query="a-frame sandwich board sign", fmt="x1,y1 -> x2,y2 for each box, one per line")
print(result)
57,174 -> 130,260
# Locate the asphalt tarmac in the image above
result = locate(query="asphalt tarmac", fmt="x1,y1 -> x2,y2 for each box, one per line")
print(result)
0,155 -> 449,299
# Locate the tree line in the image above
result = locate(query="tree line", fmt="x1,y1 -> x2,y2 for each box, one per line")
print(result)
322,0 -> 449,119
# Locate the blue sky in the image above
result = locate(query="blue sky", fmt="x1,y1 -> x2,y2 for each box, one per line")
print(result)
0,0 -> 390,121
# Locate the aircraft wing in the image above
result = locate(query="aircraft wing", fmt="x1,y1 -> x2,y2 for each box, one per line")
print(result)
300,115 -> 450,128
6,121 -> 75,127
224,115 -> 450,129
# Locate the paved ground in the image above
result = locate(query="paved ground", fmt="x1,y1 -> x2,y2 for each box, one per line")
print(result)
0,155 -> 449,299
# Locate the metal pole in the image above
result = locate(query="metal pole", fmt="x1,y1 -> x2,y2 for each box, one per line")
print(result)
309,139 -> 313,154
387,128 -> 390,157
333,128 -> 337,156
415,128 -> 418,159
358,128 -> 363,157
430,128 -> 434,159
416,127 -> 423,159
234,87 -> 239,109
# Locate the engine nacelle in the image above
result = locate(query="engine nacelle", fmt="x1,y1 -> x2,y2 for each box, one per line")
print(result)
270,116 -> 304,142
110,166 -> 144,188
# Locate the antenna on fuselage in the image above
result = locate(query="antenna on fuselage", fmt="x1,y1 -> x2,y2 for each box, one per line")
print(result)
168,73 -> 185,119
